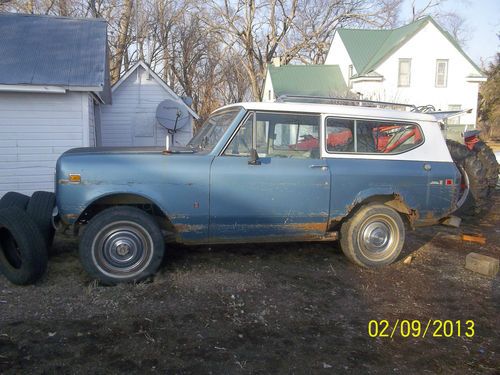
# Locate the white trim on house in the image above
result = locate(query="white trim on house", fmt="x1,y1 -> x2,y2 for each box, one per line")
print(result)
350,75 -> 384,83
465,76 -> 487,82
112,61 -> 200,120
63,86 -> 105,92
81,94 -> 90,147
0,84 -> 66,93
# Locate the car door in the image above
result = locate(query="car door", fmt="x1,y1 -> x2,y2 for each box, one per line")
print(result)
209,111 -> 331,243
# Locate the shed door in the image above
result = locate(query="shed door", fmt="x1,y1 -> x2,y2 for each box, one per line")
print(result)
133,111 -> 156,146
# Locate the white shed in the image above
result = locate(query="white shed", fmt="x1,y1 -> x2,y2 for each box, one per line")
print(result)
0,13 -> 111,198
100,61 -> 199,148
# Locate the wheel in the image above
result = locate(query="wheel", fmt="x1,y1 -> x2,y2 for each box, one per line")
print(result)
27,191 -> 56,249
473,141 -> 498,194
340,203 -> 405,267
0,192 -> 30,210
79,206 -> 165,285
446,140 -> 489,218
0,207 -> 48,285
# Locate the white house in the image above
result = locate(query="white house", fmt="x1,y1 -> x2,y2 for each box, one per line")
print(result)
100,61 -> 199,148
0,13 -> 111,198
325,16 -> 486,126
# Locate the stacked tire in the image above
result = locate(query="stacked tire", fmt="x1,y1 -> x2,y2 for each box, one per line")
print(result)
0,191 -> 55,285
446,140 -> 499,219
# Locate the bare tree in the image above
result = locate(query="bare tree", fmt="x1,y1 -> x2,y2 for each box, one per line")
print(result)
409,0 -> 470,46
110,0 -> 133,81
410,0 -> 440,21
206,0 -> 402,100
1,0 -> 411,118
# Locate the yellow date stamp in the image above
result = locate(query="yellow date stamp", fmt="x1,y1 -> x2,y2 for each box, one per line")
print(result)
368,319 -> 475,338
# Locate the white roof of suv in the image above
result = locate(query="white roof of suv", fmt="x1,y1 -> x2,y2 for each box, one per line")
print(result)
220,102 -> 439,123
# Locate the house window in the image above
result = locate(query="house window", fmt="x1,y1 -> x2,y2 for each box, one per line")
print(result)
447,104 -> 461,125
398,58 -> 411,87
348,64 -> 353,88
435,59 -> 448,87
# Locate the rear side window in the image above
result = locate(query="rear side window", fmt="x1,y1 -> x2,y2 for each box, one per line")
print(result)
325,118 -> 354,152
325,117 -> 423,154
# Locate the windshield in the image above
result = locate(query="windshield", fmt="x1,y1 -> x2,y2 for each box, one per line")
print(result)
187,108 -> 242,152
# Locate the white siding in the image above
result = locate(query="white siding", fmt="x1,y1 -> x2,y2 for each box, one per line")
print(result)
325,22 -> 482,126
324,33 -> 356,84
0,91 -> 88,197
100,65 -> 194,147
351,23 -> 481,125
262,69 -> 275,102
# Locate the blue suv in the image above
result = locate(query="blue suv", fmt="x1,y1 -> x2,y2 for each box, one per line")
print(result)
56,99 -> 464,284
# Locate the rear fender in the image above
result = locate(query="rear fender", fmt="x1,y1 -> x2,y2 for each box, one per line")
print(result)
330,188 -> 419,228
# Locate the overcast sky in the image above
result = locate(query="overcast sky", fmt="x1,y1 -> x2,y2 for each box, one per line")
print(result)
402,0 -> 499,67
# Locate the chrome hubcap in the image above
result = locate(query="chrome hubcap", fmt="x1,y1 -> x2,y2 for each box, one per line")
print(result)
362,222 -> 391,252
358,214 -> 398,261
92,221 -> 154,279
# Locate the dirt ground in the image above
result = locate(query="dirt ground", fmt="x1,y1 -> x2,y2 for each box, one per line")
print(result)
0,195 -> 499,374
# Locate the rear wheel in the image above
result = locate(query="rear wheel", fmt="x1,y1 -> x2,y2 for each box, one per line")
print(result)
79,206 -> 165,285
340,203 -> 405,267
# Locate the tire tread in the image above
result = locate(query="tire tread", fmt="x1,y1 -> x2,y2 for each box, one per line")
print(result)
0,207 -> 48,285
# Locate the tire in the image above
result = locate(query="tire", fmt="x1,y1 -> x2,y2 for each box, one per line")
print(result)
340,203 -> 405,268
26,191 -> 56,248
446,140 -> 489,218
473,141 -> 498,193
79,206 -> 165,285
0,192 -> 30,210
0,207 -> 48,285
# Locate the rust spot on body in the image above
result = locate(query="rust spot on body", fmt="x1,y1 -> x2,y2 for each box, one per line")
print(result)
175,224 -> 206,233
287,222 -> 327,233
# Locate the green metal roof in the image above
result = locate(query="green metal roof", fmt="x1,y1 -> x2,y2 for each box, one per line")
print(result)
268,64 -> 347,97
338,16 -> 484,77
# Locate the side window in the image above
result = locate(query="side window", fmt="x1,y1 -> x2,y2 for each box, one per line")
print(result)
224,114 -> 253,156
435,59 -> 448,87
326,118 -> 354,152
357,120 -> 423,154
256,112 -> 320,159
398,58 -> 411,87
325,117 -> 423,154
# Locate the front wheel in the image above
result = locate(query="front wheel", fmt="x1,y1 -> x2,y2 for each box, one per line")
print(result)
79,206 -> 165,285
340,203 -> 405,267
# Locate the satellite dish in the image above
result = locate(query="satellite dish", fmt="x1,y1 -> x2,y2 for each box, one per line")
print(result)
156,99 -> 192,150
156,99 -> 191,132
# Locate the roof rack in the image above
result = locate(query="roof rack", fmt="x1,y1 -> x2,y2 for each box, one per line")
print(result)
276,95 -> 419,112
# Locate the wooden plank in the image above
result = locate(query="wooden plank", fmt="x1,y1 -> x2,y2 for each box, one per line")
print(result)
461,234 -> 486,245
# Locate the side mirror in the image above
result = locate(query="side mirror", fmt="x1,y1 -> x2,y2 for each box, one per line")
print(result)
248,148 -> 261,165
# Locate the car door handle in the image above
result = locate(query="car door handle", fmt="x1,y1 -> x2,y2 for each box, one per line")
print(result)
309,165 -> 329,170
